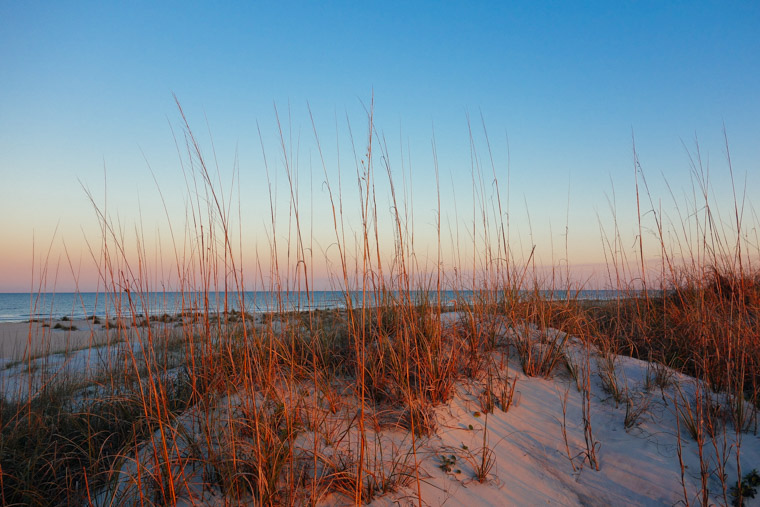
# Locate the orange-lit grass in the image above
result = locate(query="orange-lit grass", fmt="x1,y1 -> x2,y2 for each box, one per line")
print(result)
1,110 -> 758,506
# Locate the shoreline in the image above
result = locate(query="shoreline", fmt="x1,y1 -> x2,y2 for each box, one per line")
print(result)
0,295 -> 632,360
0,288 -> 642,325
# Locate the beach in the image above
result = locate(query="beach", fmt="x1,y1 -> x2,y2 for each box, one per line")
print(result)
2,303 -> 759,505
0,319 -> 119,360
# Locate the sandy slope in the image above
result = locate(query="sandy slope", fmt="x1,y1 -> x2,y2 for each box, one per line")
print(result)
372,340 -> 760,506
4,315 -> 760,505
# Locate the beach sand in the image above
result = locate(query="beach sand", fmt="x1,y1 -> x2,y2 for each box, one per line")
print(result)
3,311 -> 760,505
0,316 -> 190,398
0,318 -> 130,359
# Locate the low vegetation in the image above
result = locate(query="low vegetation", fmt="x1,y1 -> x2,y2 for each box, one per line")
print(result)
1,107 -> 757,505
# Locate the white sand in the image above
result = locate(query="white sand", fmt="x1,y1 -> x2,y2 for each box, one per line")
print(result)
374,347 -> 760,506
99,340 -> 760,506
5,314 -> 760,505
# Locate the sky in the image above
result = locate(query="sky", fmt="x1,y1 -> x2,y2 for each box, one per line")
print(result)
1,1 -> 759,292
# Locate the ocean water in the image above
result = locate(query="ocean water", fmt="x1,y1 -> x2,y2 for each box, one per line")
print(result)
0,289 -> 625,323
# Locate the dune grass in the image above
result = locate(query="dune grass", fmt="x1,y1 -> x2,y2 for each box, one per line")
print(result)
1,107 -> 758,505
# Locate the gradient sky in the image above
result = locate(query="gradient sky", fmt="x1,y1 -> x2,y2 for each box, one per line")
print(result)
1,1 -> 759,292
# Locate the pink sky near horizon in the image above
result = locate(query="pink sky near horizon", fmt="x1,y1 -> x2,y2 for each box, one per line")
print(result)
0,217 -> 673,294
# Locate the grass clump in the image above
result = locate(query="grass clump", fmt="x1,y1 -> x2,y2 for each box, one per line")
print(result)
731,469 -> 760,506
0,372 -> 194,506
52,322 -> 78,331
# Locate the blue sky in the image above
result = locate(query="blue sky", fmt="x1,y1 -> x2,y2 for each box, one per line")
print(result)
1,1 -> 758,291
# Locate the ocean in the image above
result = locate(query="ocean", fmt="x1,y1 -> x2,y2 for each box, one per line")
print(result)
0,289 -> 625,323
